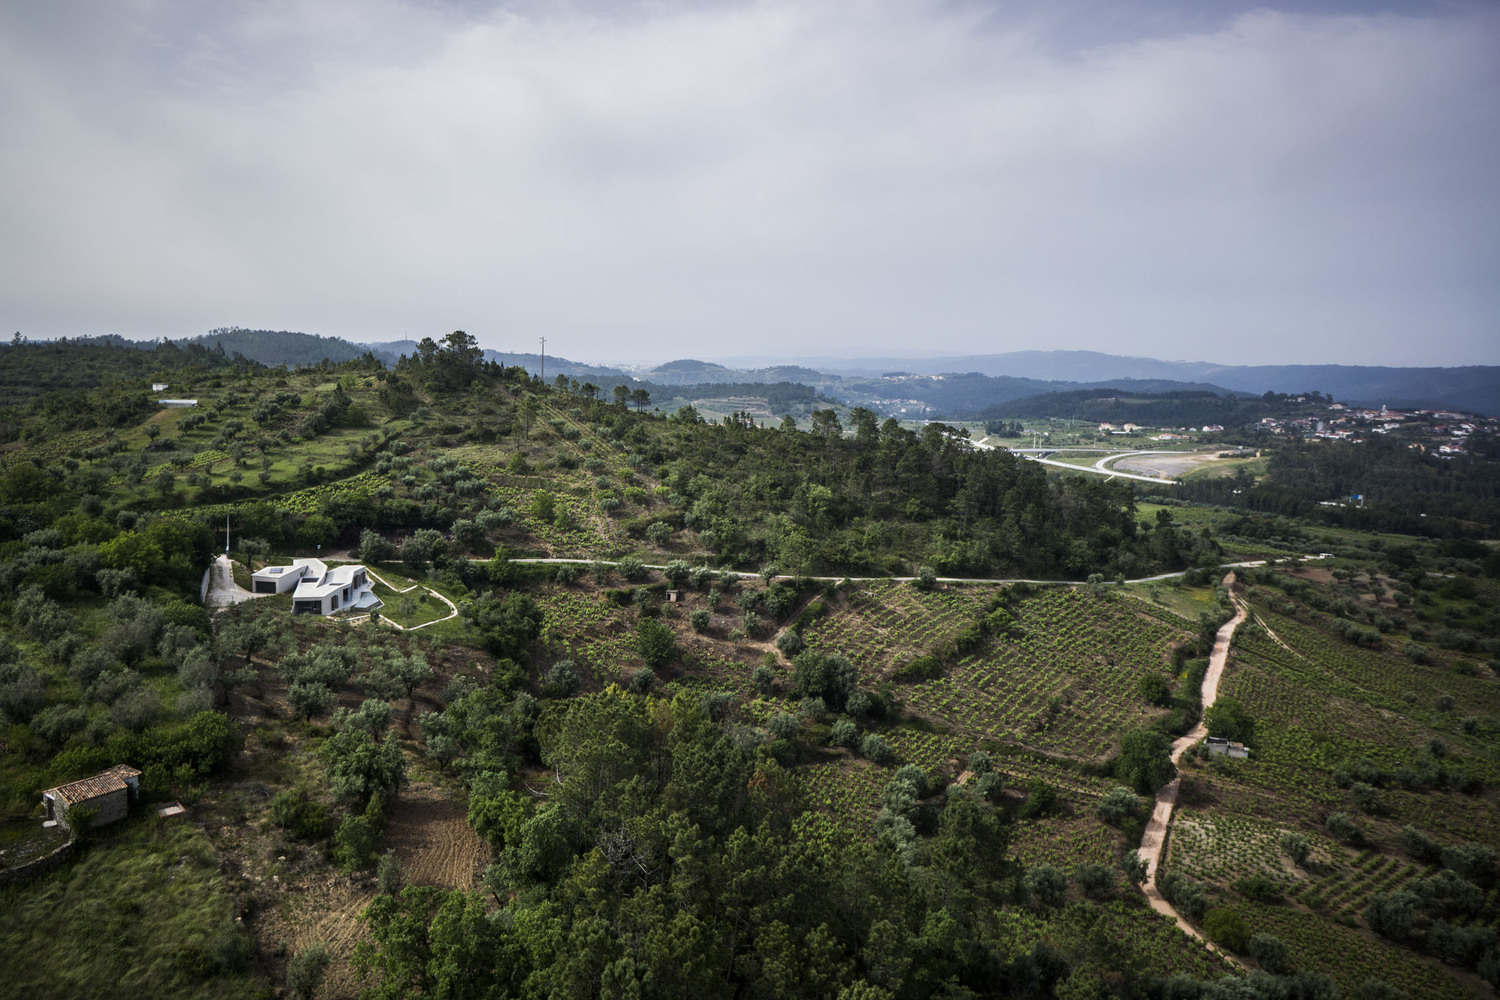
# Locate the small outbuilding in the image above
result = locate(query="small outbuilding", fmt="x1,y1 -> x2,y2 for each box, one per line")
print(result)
1205,736 -> 1250,759
41,765 -> 142,830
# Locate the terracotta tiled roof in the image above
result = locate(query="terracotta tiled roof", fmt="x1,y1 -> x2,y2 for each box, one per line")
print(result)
106,764 -> 142,780
47,772 -> 127,808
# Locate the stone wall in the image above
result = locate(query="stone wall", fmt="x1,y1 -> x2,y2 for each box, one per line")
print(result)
0,837 -> 74,889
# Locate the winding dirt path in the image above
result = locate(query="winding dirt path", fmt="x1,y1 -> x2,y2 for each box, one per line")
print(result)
1137,572 -> 1248,955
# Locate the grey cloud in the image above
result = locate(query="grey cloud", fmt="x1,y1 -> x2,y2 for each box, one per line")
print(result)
0,0 -> 1496,365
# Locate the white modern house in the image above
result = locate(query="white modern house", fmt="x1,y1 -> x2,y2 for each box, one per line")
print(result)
251,558 -> 380,615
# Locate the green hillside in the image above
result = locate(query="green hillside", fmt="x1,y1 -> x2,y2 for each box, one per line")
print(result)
0,333 -> 1496,999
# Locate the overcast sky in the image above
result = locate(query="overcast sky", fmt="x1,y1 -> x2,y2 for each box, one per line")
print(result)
2,0 -> 1497,367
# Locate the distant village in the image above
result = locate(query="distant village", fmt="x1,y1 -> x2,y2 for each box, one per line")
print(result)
1092,400 -> 1496,456
1252,402 -> 1496,457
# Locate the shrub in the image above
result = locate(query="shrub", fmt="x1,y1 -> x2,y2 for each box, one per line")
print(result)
828,718 -> 857,747
636,618 -> 677,668
689,609 -> 711,632
1095,786 -> 1144,826
628,668 -> 656,695
768,713 -> 800,741
1279,832 -> 1311,867
286,942 -> 330,1000
1023,864 -> 1068,908
1022,778 -> 1058,818
543,660 -> 581,699
1158,872 -> 1207,919
1247,933 -> 1292,974
1233,875 -> 1282,903
893,655 -> 943,682
269,789 -> 330,841
1365,891 -> 1419,941
1398,825 -> 1441,863
1441,842 -> 1498,885
1326,812 -> 1361,843
775,630 -> 804,656
861,733 -> 893,763
1351,781 -> 1384,814
1137,674 -> 1172,706
1202,908 -> 1250,951
1073,863 -> 1114,899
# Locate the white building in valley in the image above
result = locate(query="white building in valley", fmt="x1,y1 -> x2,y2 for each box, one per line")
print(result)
251,558 -> 380,616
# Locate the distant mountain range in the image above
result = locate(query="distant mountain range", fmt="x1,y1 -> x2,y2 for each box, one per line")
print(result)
715,350 -> 1500,414
68,331 -> 1498,415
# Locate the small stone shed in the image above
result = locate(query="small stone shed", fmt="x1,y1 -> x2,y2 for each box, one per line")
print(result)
41,765 -> 142,830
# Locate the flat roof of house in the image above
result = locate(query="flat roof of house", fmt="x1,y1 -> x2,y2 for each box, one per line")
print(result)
253,558 -> 328,580
294,563 -> 366,598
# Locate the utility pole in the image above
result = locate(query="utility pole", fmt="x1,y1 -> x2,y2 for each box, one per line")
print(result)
539,337 -> 545,384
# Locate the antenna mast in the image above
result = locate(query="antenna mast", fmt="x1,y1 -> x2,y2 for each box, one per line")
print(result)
539,337 -> 546,383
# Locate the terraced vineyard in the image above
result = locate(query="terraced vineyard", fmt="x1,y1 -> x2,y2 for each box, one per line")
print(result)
798,756 -> 889,836
1011,811 -> 1122,869
876,589 -> 1191,757
489,482 -> 613,555
535,588 -> 640,683
801,580 -> 992,674
1313,850 -> 1431,919
1169,810 -> 1326,889
1217,902 -> 1479,1000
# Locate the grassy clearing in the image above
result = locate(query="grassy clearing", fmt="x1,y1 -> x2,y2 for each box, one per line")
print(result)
0,814 -> 259,1000
1122,580 -> 1221,624
363,582 -> 449,628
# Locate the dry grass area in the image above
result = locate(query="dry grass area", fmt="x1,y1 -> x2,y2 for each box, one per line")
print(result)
256,880 -> 375,1000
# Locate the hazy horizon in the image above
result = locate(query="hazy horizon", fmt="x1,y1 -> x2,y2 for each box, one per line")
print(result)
3,1 -> 1497,367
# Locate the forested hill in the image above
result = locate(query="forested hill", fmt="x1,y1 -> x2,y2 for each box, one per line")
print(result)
180,329 -> 401,367
0,336 -> 244,409
1176,434 -> 1500,539
803,350 -> 1500,416
973,389 -> 1307,429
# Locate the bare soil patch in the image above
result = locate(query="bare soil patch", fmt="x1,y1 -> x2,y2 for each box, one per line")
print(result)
1112,452 -> 1225,478
383,780 -> 489,891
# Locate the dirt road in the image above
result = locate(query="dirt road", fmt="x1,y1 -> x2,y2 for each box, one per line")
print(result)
1136,573 -> 1248,954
